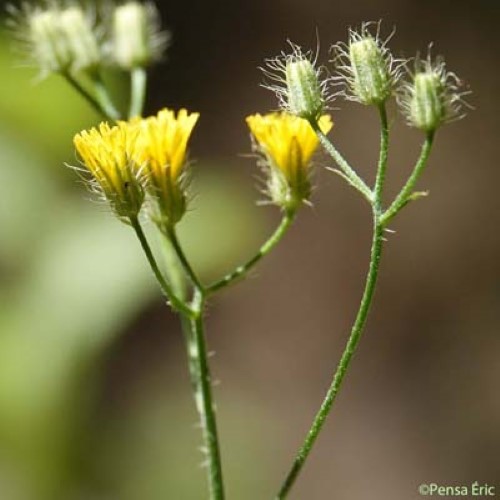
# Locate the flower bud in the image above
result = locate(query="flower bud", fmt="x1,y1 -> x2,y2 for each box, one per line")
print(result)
334,23 -> 401,106
262,43 -> 330,121
285,58 -> 324,120
400,56 -> 466,133
111,2 -> 168,69
60,7 -> 101,72
349,37 -> 391,105
28,9 -> 72,73
15,3 -> 100,76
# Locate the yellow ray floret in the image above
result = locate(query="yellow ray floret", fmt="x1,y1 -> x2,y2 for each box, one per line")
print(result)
246,112 -> 332,179
135,108 -> 199,183
74,121 -> 143,217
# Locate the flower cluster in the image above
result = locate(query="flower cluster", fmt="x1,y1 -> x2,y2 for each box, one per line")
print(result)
261,22 -> 467,134
74,108 -> 198,227
8,0 -> 168,76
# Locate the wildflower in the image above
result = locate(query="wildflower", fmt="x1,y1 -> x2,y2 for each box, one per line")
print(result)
8,2 -> 101,76
134,108 -> 200,227
262,42 -> 331,121
246,112 -> 333,210
399,54 -> 468,133
333,22 -> 403,106
73,121 -> 144,220
110,1 -> 169,69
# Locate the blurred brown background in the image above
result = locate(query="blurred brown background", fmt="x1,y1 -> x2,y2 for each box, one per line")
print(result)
0,0 -> 498,499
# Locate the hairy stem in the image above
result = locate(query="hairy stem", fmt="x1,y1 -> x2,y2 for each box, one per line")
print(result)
130,216 -> 191,315
276,215 -> 384,499
62,72 -> 108,119
380,132 -> 435,226
206,210 -> 296,295
129,67 -> 147,118
310,120 -> 373,203
91,73 -> 122,121
185,298 -> 225,500
166,225 -> 205,293
374,104 -> 389,208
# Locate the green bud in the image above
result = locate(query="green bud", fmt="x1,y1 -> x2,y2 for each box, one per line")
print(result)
111,2 -> 168,69
400,56 -> 467,133
349,37 -> 392,106
285,58 -> 324,120
59,7 -> 100,73
409,71 -> 445,132
26,5 -> 100,75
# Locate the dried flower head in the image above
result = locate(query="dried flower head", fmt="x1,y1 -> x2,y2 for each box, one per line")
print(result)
133,108 -> 200,227
261,42 -> 332,121
399,52 -> 469,133
110,1 -> 169,69
332,22 -> 404,106
73,121 -> 145,220
7,1 -> 101,77
246,112 -> 333,210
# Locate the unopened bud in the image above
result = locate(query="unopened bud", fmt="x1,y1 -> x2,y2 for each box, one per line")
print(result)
400,56 -> 467,133
349,37 -> 391,106
26,5 -> 100,75
59,7 -> 100,72
111,2 -> 168,69
285,58 -> 324,120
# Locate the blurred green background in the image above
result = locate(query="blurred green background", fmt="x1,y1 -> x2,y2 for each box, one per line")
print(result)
0,0 -> 499,499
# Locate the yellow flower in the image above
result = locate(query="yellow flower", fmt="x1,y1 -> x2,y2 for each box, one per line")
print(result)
246,112 -> 332,209
134,108 -> 199,225
74,121 -> 144,219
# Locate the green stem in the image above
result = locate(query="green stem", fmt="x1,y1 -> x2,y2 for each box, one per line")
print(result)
62,72 -> 108,119
185,300 -> 225,500
380,132 -> 435,226
166,225 -> 205,293
310,120 -> 373,203
206,210 -> 296,295
129,67 -> 147,118
129,216 -> 192,315
374,104 -> 389,208
91,73 -> 122,121
276,215 -> 384,499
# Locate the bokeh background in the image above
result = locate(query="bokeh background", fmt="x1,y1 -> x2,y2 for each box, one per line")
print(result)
0,0 -> 498,499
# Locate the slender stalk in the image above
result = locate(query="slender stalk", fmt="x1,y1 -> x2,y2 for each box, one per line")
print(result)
62,72 -> 108,119
129,216 -> 192,315
166,225 -> 205,293
91,73 -> 122,121
380,132 -> 435,226
276,215 -> 384,499
185,299 -> 225,500
374,104 -> 389,208
129,67 -> 147,118
310,120 -> 373,203
206,210 -> 296,295
277,106 -> 392,498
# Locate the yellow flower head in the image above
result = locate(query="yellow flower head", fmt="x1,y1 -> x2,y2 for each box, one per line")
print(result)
246,112 -> 332,209
134,108 -> 199,225
74,121 -> 144,219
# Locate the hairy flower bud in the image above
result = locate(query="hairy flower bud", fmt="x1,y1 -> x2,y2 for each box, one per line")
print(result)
262,43 -> 330,121
334,23 -> 402,106
400,55 -> 467,133
10,3 -> 100,76
111,1 -> 168,69
285,58 -> 324,120
349,37 -> 391,105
